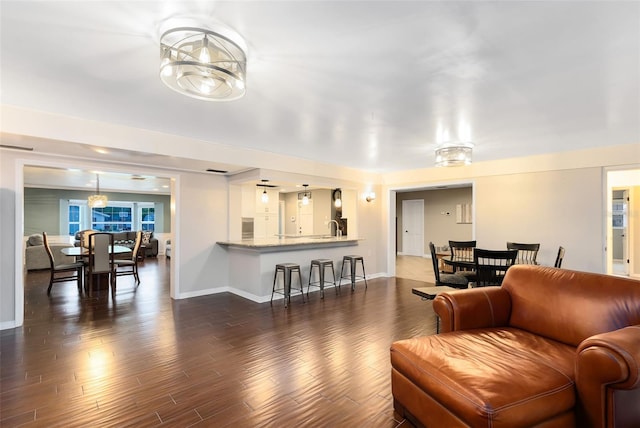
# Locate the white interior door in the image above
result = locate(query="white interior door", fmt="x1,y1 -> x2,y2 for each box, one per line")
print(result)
402,199 -> 424,256
297,200 -> 313,235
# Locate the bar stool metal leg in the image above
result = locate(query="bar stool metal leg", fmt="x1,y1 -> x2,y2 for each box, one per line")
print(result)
271,263 -> 305,308
339,255 -> 368,292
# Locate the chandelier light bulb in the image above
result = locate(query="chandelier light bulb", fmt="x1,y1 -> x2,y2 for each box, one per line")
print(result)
199,37 -> 210,63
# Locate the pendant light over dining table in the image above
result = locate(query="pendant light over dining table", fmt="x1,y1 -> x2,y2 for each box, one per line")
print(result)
87,173 -> 108,208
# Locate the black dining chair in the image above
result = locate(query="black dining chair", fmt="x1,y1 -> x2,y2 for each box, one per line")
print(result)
554,246 -> 565,268
473,248 -> 518,287
429,242 -> 469,289
43,232 -> 84,295
448,240 -> 477,281
507,242 -> 540,265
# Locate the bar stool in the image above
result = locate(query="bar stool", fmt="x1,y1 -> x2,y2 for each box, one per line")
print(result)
307,259 -> 337,299
339,255 -> 368,291
271,263 -> 305,308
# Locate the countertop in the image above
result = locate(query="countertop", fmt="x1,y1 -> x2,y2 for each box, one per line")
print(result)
217,235 -> 360,250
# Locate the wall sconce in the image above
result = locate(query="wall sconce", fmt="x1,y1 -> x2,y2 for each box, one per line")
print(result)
365,192 -> 376,202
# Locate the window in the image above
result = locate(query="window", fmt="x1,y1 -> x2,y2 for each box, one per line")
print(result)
67,200 -> 157,233
140,206 -> 155,231
91,206 -> 132,232
68,204 -> 81,236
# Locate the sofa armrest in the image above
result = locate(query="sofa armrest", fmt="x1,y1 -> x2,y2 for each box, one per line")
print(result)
433,287 -> 512,333
576,325 -> 640,427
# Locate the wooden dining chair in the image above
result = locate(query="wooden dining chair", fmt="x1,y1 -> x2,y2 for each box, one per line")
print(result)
507,242 -> 540,265
429,242 -> 469,289
43,232 -> 84,295
87,232 -> 116,295
448,240 -> 477,281
474,248 -> 518,287
554,246 -> 565,268
116,230 -> 142,285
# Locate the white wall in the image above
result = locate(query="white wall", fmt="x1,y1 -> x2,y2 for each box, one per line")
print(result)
474,168 -> 602,270
175,172 -> 230,296
384,144 -> 640,275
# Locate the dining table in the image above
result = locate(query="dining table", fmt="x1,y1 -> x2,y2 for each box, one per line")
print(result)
61,245 -> 132,291
61,245 -> 133,258
441,255 -> 475,271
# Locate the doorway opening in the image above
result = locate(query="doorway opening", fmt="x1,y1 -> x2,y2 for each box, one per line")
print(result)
606,168 -> 640,278
15,160 -> 178,328
390,182 -> 474,281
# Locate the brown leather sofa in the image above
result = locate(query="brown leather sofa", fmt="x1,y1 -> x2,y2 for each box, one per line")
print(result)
390,265 -> 640,427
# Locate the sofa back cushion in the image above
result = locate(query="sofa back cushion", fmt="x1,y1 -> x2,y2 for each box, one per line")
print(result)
503,265 -> 640,346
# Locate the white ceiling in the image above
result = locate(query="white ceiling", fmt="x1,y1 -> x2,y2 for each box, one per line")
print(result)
2,1 -> 639,179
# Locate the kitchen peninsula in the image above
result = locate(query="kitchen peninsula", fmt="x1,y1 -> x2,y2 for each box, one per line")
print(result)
217,235 -> 361,302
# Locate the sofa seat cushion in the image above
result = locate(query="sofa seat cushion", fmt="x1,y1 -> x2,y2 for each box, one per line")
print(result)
391,327 -> 576,427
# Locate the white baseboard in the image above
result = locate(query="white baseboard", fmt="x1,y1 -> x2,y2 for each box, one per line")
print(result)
176,271 -> 388,302
0,320 -> 19,331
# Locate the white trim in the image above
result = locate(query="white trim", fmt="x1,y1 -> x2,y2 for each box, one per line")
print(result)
14,159 -> 25,329
177,271 -> 388,303
0,320 -> 18,330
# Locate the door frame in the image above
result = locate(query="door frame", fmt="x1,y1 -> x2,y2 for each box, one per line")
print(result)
605,167 -> 640,277
13,158 -> 180,329
387,180 -> 475,278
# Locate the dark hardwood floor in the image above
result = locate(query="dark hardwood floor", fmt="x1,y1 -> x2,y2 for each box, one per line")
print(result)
1,257 -> 437,427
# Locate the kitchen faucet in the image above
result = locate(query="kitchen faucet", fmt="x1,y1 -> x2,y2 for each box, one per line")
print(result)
328,219 -> 342,237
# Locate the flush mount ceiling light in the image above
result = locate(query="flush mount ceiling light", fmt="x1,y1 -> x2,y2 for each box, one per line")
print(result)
435,142 -> 474,167
160,25 -> 247,101
87,173 -> 108,208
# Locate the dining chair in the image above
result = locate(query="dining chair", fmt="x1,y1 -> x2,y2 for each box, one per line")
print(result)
116,230 -> 141,285
43,232 -> 84,295
448,240 -> 477,281
429,242 -> 469,289
87,232 -> 116,295
554,246 -> 565,268
507,242 -> 540,265
473,248 -> 518,287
